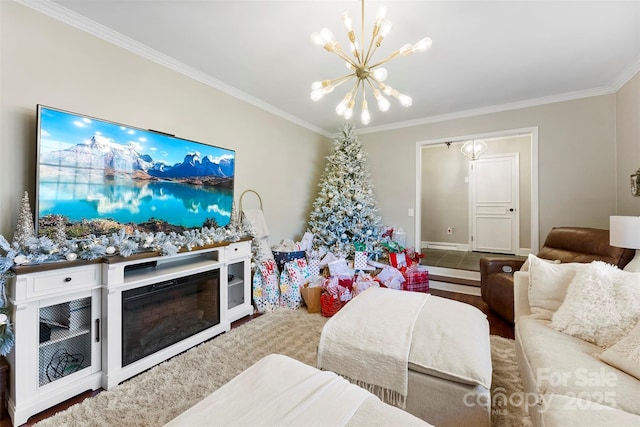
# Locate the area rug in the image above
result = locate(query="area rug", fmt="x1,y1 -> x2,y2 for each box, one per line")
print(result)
35,309 -> 531,427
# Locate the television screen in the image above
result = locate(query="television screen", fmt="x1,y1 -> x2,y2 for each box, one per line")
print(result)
36,105 -> 235,238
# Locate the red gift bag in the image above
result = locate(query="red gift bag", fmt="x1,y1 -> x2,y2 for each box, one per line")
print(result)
320,292 -> 344,317
389,251 -> 408,268
402,266 -> 429,293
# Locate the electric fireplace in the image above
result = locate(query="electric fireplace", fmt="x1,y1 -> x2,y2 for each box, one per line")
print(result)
121,270 -> 220,367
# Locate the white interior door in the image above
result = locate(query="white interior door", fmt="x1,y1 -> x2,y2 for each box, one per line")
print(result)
469,154 -> 519,254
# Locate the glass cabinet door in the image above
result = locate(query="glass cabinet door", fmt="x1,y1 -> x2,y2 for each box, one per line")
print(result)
38,296 -> 93,386
227,261 -> 246,310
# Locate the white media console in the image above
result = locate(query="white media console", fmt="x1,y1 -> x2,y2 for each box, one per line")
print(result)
6,238 -> 252,426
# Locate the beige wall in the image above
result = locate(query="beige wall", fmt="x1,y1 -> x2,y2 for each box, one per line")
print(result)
421,135 -> 531,250
0,2 -> 330,244
421,143 -> 470,246
616,71 -> 640,215
362,95 -> 617,250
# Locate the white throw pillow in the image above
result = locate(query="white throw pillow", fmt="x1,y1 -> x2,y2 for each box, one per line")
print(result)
527,254 -> 586,320
520,256 -> 559,272
600,320 -> 640,380
551,261 -> 640,348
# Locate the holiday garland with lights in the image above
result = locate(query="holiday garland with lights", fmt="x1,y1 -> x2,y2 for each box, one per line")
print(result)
0,195 -> 255,356
308,123 -> 383,258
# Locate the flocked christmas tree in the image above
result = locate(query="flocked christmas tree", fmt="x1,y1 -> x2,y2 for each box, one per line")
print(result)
308,122 -> 383,258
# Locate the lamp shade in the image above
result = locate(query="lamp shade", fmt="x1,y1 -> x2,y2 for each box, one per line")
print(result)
610,216 -> 640,249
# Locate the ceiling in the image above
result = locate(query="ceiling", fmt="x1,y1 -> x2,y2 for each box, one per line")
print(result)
28,1 -> 640,136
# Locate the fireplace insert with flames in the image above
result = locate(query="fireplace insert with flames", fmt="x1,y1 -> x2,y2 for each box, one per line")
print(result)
121,269 -> 220,366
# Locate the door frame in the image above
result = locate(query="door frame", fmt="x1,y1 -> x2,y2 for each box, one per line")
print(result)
469,153 -> 520,254
414,127 -> 539,260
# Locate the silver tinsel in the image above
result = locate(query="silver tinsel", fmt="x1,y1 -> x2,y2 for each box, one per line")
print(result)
13,191 -> 35,249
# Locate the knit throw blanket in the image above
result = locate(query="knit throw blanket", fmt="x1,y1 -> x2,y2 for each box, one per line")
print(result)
317,287 -> 429,408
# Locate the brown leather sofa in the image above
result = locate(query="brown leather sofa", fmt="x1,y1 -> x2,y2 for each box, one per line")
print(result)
480,226 -> 635,324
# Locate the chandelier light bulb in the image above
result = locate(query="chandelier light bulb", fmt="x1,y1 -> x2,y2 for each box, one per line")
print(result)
375,20 -> 393,46
311,85 -> 334,102
342,12 -> 353,32
311,32 -> 324,46
373,89 -> 390,112
311,89 -> 325,102
399,43 -> 414,56
398,93 -> 413,107
380,21 -> 393,38
375,6 -> 387,24
372,67 -> 388,82
320,28 -> 336,47
336,100 -> 348,116
344,107 -> 354,120
335,92 -> 352,116
344,99 -> 355,120
311,81 -> 324,90
361,99 -> 371,125
413,37 -> 433,53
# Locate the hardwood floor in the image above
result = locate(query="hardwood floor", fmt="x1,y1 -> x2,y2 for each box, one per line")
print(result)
6,292 -> 513,426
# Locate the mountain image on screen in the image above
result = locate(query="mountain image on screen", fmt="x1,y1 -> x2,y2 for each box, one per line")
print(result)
41,135 -> 234,186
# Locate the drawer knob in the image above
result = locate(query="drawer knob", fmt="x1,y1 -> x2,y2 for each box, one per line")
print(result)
64,277 -> 72,282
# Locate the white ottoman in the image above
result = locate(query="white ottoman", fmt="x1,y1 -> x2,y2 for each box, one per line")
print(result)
318,291 -> 492,427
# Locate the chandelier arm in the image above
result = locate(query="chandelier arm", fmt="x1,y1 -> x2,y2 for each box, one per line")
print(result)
364,77 -> 378,91
347,77 -> 360,95
330,45 -> 359,67
368,52 -> 401,70
328,73 -> 358,88
368,75 -> 384,88
350,79 -> 362,103
363,30 -> 380,66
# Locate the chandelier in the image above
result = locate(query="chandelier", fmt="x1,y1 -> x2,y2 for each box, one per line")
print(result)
460,140 -> 488,160
310,0 -> 432,125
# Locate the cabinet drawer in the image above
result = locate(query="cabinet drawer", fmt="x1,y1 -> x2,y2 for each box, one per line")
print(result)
225,241 -> 251,259
29,265 -> 101,298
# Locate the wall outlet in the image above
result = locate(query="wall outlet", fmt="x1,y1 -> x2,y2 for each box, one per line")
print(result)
447,227 -> 453,235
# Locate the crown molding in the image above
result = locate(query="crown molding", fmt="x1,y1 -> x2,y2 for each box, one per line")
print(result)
359,86 -> 614,135
14,0 -> 333,138
611,55 -> 640,92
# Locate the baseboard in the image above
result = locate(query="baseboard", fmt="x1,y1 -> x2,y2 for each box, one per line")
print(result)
421,241 -> 470,251
423,242 -> 531,257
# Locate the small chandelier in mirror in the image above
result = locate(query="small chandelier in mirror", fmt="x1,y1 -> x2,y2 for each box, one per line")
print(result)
460,140 -> 488,160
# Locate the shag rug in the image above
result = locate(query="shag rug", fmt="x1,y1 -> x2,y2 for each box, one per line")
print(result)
35,309 -> 531,427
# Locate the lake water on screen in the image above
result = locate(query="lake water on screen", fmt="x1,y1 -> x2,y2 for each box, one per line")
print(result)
38,177 -> 232,229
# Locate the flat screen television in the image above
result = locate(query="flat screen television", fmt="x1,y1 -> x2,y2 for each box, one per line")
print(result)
36,105 -> 235,238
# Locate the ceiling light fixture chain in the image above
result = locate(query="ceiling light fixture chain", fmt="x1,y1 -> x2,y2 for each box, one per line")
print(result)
311,0 -> 432,125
